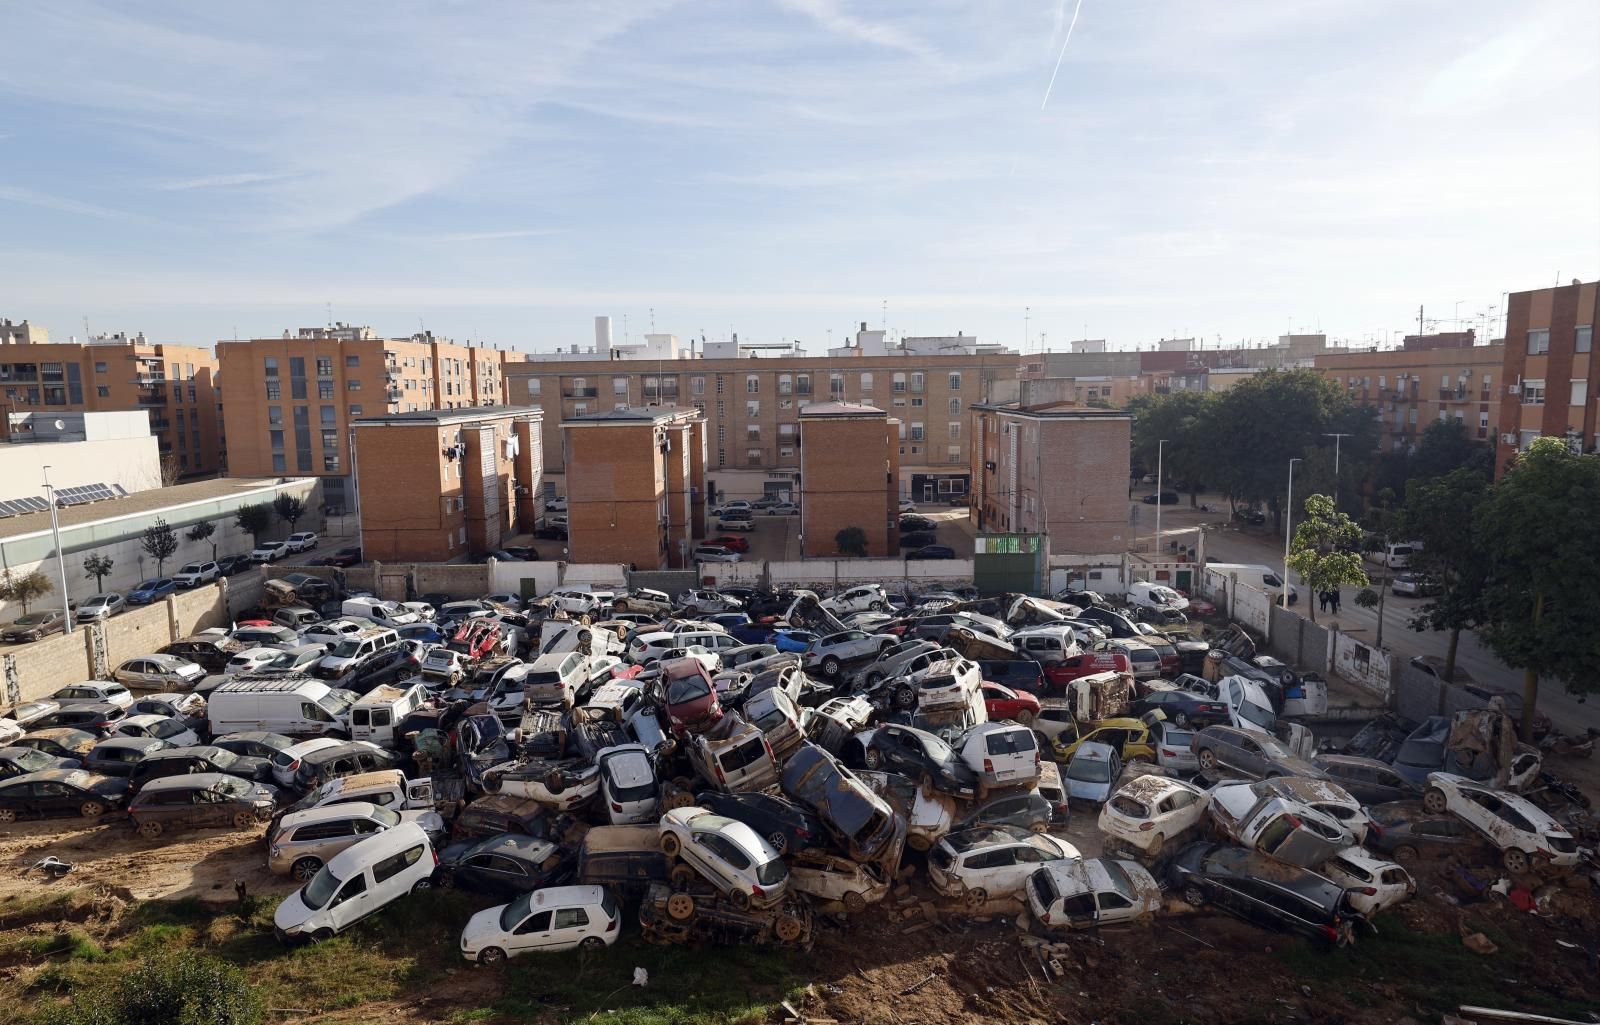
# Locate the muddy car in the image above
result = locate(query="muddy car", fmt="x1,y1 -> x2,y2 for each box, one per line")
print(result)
781,742 -> 904,869
451,794 -> 551,843
577,824 -> 673,899
638,882 -> 812,947
855,769 -> 953,853
1025,857 -> 1163,931
1165,842 -> 1364,946
128,772 -> 278,839
482,756 -> 600,811
1207,781 -> 1357,869
1422,772 -> 1581,874
786,848 -> 890,913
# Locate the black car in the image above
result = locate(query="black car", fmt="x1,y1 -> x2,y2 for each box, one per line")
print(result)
906,545 -> 955,561
216,555 -> 255,576
1311,755 -> 1422,806
500,546 -> 540,562
292,742 -> 398,791
898,531 -> 937,549
437,832 -> 575,895
316,546 -> 363,568
1364,801 -> 1491,864
158,638 -> 233,674
857,723 -> 978,800
0,768 -> 129,823
13,729 -> 99,761
1075,605 -> 1139,639
694,790 -> 823,856
533,524 -> 568,541
29,702 -> 127,736
0,746 -> 79,780
1166,842 -> 1363,945
952,791 -> 1053,833
899,515 -> 936,533
1141,492 -> 1179,505
85,736 -> 168,777
339,647 -> 422,695
128,745 -> 273,792
1130,690 -> 1231,729
977,660 -> 1047,696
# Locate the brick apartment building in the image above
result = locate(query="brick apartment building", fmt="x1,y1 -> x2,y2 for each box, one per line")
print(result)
0,320 -> 222,479
1495,279 -> 1598,474
508,340 -> 1017,506
1312,332 -> 1506,453
218,325 -> 514,513
562,407 -> 706,569
971,403 -> 1132,555
797,403 -> 899,558
351,406 -> 543,563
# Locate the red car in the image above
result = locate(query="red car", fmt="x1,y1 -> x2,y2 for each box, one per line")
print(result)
980,682 -> 1041,725
1177,591 -> 1216,617
448,619 -> 503,659
661,657 -> 722,735
704,535 -> 750,554
1043,652 -> 1132,695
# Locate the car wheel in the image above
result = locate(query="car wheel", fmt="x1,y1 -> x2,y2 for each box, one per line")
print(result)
1502,848 -> 1530,874
1182,884 -> 1205,907
865,671 -> 884,686
1391,844 -> 1419,864
767,831 -> 789,854
477,946 -> 506,965
291,857 -> 322,882
821,656 -> 841,678
843,890 -> 867,914
669,864 -> 697,891
544,769 -> 567,796
870,601 -> 887,612
411,878 -> 433,893
863,747 -> 884,770
1028,820 -> 1049,834
963,887 -> 987,909
311,928 -> 335,944
1173,711 -> 1189,727
660,832 -> 681,857
1197,749 -> 1217,771
581,936 -> 606,952
1422,787 -> 1447,814
893,685 -> 916,710
907,833 -> 930,853
730,888 -> 752,911
1014,709 -> 1035,726
666,892 -> 696,921
774,914 -> 804,943
0,808 -> 21,824
231,811 -> 258,830
78,801 -> 105,819
137,820 -> 163,840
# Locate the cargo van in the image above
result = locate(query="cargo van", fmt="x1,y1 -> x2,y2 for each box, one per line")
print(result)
349,683 -> 431,746
314,626 -> 400,679
1011,626 -> 1083,668
208,678 -> 358,738
1204,563 -> 1297,605
1126,581 -> 1190,612
340,597 -> 422,628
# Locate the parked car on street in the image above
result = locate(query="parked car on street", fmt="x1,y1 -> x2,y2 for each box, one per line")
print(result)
906,545 -> 957,560
251,541 -> 289,563
172,561 -> 220,588
3,610 -> 71,643
286,532 -> 320,552
126,578 -> 177,605
75,593 -> 126,623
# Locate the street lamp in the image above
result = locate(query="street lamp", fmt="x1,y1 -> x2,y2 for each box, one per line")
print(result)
1154,439 -> 1169,559
42,466 -> 73,635
1282,458 -> 1302,608
1322,432 -> 1350,507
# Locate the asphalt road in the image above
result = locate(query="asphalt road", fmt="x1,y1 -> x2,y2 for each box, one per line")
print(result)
1136,498 -> 1600,734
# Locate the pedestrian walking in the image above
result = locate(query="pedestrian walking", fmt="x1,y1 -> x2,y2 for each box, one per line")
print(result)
1318,590 -> 1329,613
1331,589 -> 1342,614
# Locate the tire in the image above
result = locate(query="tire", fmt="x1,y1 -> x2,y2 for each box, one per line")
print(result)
843,890 -> 867,914
666,892 -> 696,921
1172,712 -> 1189,727
1197,749 -> 1217,771
1391,845 -> 1419,863
907,833 -> 931,853
477,946 -> 506,965
1182,884 -> 1205,907
963,887 -> 987,909
291,857 -> 322,882
660,831 -> 682,857
138,820 -> 163,840
79,801 -> 105,819
545,769 -> 566,796
767,831 -> 789,855
581,936 -> 605,952
1422,788 -> 1447,815
870,601 -> 887,612
822,656 -> 841,678
232,811 -> 257,830
1014,709 -> 1035,726
774,914 -> 804,943
311,928 -> 335,944
863,747 -> 884,770
1503,848 -> 1530,874
0,809 -> 16,824
730,888 -> 752,911
669,864 -> 697,891
865,671 -> 884,686
1029,821 -> 1049,834
411,878 -> 433,893
892,685 -> 915,710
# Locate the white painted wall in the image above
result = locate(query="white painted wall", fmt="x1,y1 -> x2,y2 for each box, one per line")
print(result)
0,435 -> 161,502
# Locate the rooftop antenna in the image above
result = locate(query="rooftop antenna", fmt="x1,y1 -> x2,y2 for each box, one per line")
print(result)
881,299 -> 887,330
649,307 -> 655,334
326,302 -> 333,328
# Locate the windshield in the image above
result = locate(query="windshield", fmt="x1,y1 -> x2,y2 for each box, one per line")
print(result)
1101,858 -> 1136,900
267,651 -> 306,670
13,749 -> 51,771
499,891 -> 534,932
1067,757 -> 1113,783
136,580 -> 162,590
216,777 -> 250,798
180,565 -> 201,574
667,676 -> 710,704
319,691 -> 357,714
330,639 -> 363,658
209,749 -> 239,769
370,806 -> 401,828
1396,739 -> 1444,767
1238,698 -> 1276,731
301,865 -> 343,910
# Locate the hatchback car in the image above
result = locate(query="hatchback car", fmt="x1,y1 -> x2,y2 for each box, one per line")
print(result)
856,723 -> 978,800
75,593 -> 126,623
1026,857 -> 1163,930
459,884 -> 621,964
437,832 -> 576,895
1098,776 -> 1209,857
1063,742 -> 1121,805
112,654 -> 206,691
928,826 -> 1080,907
1365,800 -> 1492,864
85,736 -> 168,777
114,714 -> 200,748
661,657 -> 723,735
1312,754 -> 1422,806
29,702 -> 127,736
14,728 -> 99,761
213,731 -> 299,764
957,722 -> 1041,795
1422,772 -> 1580,873
127,578 -> 178,605
226,647 -> 283,675
780,743 -> 902,865
0,745 -> 79,780
1190,725 -> 1324,780
129,744 -> 273,791
692,791 -> 822,857
659,806 -> 790,910
158,638 -> 232,674
1322,849 -> 1415,915
128,772 -> 278,839
0,768 -> 128,822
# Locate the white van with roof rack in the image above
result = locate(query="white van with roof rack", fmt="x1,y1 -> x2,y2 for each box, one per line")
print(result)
350,683 -> 432,746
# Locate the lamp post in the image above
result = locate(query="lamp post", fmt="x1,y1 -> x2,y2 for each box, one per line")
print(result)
42,466 -> 73,635
1322,432 -> 1350,507
1282,457 -> 1302,608
1154,439 -> 1168,559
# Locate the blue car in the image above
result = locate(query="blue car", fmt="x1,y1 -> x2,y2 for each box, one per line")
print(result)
398,623 -> 447,644
773,629 -> 819,653
126,578 -> 177,605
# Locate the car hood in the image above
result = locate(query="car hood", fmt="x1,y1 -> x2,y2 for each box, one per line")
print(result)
273,888 -> 315,933
89,777 -> 132,800
460,906 -> 505,949
399,810 -> 447,837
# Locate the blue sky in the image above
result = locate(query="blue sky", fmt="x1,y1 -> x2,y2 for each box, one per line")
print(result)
2,1 -> 1596,353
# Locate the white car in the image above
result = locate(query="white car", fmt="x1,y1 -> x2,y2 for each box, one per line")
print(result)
1322,849 -> 1415,915
483,758 -> 601,812
547,588 -> 607,616
544,496 -> 568,512
50,681 -> 135,709
1423,772 -> 1582,873
906,656 -> 981,714
711,500 -> 752,517
1025,857 -> 1163,930
251,541 -> 288,563
928,826 -> 1080,906
225,647 -> 283,675
286,532 -> 320,553
172,561 -> 220,588
766,502 -> 799,516
271,738 -> 348,788
785,849 -> 889,912
856,769 -> 952,853
899,499 -> 917,514
420,648 -> 468,685
802,629 -> 896,679
658,805 -> 790,909
301,619 -> 367,648
272,823 -> 435,943
596,744 -> 660,824
1099,776 -> 1210,857
459,885 -> 621,964
694,546 -> 742,563
1208,781 -> 1357,869
955,722 -> 1041,795
114,714 -> 200,748
1258,776 -> 1371,845
75,593 -> 126,623
1179,674 -> 1277,736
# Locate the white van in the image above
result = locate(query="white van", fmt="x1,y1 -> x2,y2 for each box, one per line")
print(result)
272,823 -> 436,943
1369,541 -> 1423,570
315,626 -> 400,678
1204,563 -> 1297,605
341,597 -> 422,628
1126,581 -> 1190,612
349,684 -> 431,746
523,651 -> 591,708
209,678 -> 358,740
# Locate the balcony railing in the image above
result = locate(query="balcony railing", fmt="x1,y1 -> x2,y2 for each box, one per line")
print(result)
148,418 -> 171,431
563,387 -> 598,398
133,372 -> 167,385
137,391 -> 167,407
1438,387 -> 1469,402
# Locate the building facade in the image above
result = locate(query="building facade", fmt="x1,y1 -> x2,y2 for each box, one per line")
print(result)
1495,280 -> 1599,474
970,404 -> 1132,556
1312,337 -> 1507,453
0,328 -> 222,479
562,408 -> 706,570
797,403 -> 899,559
352,406 -> 543,564
0,412 -> 162,505
218,325 -> 513,513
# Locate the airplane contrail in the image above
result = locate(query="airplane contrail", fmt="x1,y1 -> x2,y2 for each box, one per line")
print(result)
1040,0 -> 1085,110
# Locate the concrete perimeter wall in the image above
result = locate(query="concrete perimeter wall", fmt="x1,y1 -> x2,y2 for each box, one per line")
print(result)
698,558 -> 975,593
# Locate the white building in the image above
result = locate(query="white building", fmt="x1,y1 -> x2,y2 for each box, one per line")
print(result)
0,411 -> 162,505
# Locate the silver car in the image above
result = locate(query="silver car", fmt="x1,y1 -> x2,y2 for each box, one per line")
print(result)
75,593 -> 126,623
113,654 -> 207,691
267,800 -> 445,881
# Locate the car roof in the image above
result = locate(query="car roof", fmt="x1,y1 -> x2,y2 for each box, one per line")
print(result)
5,768 -> 97,785
281,801 -> 384,826
139,772 -> 243,792
466,832 -> 558,860
326,821 -> 429,872
94,736 -> 165,750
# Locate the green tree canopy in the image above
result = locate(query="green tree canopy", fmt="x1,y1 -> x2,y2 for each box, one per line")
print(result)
1398,466 -> 1491,683
0,569 -> 53,614
83,552 -> 114,592
1286,493 -> 1368,623
1126,390 -> 1217,507
1474,438 -> 1600,740
234,503 -> 272,544
273,493 -> 307,529
835,526 -> 868,558
185,520 -> 218,561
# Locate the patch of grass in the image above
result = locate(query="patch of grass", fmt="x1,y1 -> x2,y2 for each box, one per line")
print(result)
3,930 -> 105,962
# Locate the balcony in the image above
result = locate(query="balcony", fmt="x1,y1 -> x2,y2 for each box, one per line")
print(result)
133,372 -> 167,385
136,389 -> 168,407
1438,387 -> 1469,402
563,387 -> 598,398
148,418 -> 171,431
386,389 -> 403,402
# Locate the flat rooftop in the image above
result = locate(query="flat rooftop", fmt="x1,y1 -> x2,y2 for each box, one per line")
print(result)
797,401 -> 886,418
352,405 -> 542,427
0,476 -> 297,541
563,406 -> 701,425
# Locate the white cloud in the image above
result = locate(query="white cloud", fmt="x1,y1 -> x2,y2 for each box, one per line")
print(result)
159,172 -> 291,191
0,185 -> 124,219
775,0 -> 939,61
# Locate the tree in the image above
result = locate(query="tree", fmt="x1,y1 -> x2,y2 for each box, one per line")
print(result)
140,517 -> 179,575
186,520 -> 218,561
1126,391 -> 1217,508
1397,466 -> 1491,683
1411,418 -> 1492,483
234,503 -> 272,546
40,949 -> 263,1025
835,526 -> 869,558
159,452 -> 183,488
83,552 -> 114,592
1285,494 -> 1368,623
1353,488 -> 1400,647
1474,438 -> 1600,741
0,570 -> 52,614
273,493 -> 307,531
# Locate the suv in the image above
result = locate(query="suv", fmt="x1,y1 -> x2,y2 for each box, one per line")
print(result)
286,532 -> 320,553
128,772 -> 278,839
129,745 -> 274,791
523,650 -> 592,708
293,742 -> 398,791
576,824 -> 672,900
268,801 -> 444,880
172,562 -> 220,588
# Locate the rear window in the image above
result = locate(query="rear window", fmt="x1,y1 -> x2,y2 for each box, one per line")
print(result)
1029,868 -> 1058,907
718,736 -> 770,774
930,845 -> 955,871
1109,795 -> 1149,818
985,729 -> 1036,756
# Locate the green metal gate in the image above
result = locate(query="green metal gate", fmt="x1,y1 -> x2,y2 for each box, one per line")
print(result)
973,533 -> 1045,596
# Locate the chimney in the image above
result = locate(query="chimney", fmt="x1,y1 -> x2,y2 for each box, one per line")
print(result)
594,315 -> 613,356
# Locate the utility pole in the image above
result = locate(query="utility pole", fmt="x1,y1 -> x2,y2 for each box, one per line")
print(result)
1283,458 -> 1302,609
1154,439 -> 1168,559
42,467 -> 73,635
1024,307 -> 1031,353
1418,304 -> 1424,338
1323,432 -> 1351,507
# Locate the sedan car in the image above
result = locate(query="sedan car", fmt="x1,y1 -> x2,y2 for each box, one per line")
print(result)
658,806 -> 790,909
126,578 -> 178,605
437,832 -> 576,895
0,746 -> 79,780
1312,755 -> 1422,806
856,723 -> 979,800
1422,772 -> 1580,872
1129,689 -> 1231,729
114,714 -> 201,748
1026,857 -> 1163,930
112,654 -> 207,691
13,728 -> 99,761
3,610 -> 71,643
981,682 -> 1041,726
74,593 -> 126,623
693,791 -> 822,857
928,826 -> 1080,906
905,545 -> 957,560
0,768 -> 129,822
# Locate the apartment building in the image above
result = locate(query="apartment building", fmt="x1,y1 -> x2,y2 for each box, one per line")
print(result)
218,325 -> 513,512
797,403 -> 899,558
562,407 -> 706,569
352,406 -> 542,563
970,403 -> 1131,556
1312,333 -> 1506,453
1496,279 -> 1599,474
0,325 -> 222,479
510,350 -> 1017,505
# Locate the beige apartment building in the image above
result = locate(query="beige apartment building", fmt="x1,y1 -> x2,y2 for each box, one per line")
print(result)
562,407 -> 707,569
0,321 -> 223,480
218,325 -> 513,512
508,350 -> 1018,505
1311,336 -> 1507,454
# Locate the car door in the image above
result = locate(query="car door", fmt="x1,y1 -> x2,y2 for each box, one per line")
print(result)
1227,733 -> 1266,777
1095,887 -> 1139,926
194,785 -> 232,827
33,780 -> 74,816
548,906 -> 592,951
506,909 -> 554,955
327,871 -> 372,931
466,853 -> 529,895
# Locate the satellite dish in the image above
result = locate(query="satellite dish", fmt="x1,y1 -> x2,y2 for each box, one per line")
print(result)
53,420 -> 64,430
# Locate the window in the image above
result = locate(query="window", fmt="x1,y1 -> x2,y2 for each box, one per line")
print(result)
316,357 -> 333,377
264,357 -> 278,377
829,373 -> 843,396
372,843 -> 425,883
1527,329 -> 1550,354
746,400 -> 759,417
526,378 -> 541,397
318,381 -> 334,399
746,448 -> 762,466
778,374 -> 792,395
746,374 -> 759,394
347,379 -> 362,391
779,446 -> 794,459
514,910 -> 552,935
92,361 -> 108,374
948,372 -> 961,390
1571,380 -> 1588,407
573,403 -> 588,415
1407,408 -> 1418,425
949,398 -> 961,416
319,406 -> 335,425
1522,379 -> 1545,405
690,376 -> 705,395
554,907 -> 590,929
948,421 -> 961,439
1578,326 -> 1593,354
947,445 -> 962,462
898,421 -> 907,440
269,429 -> 284,450
795,374 -> 811,395
323,454 -> 341,472
348,405 -> 363,416
1378,375 -> 1387,389
892,372 -> 906,393
912,397 -> 924,407
612,377 -> 628,396
778,423 -> 796,439
96,386 -> 109,398
910,372 -> 925,393
272,453 -> 286,473
346,355 -> 360,367
265,380 -> 281,400
910,422 -> 924,441
859,372 -> 873,392
746,425 -> 760,440
321,429 -> 338,450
